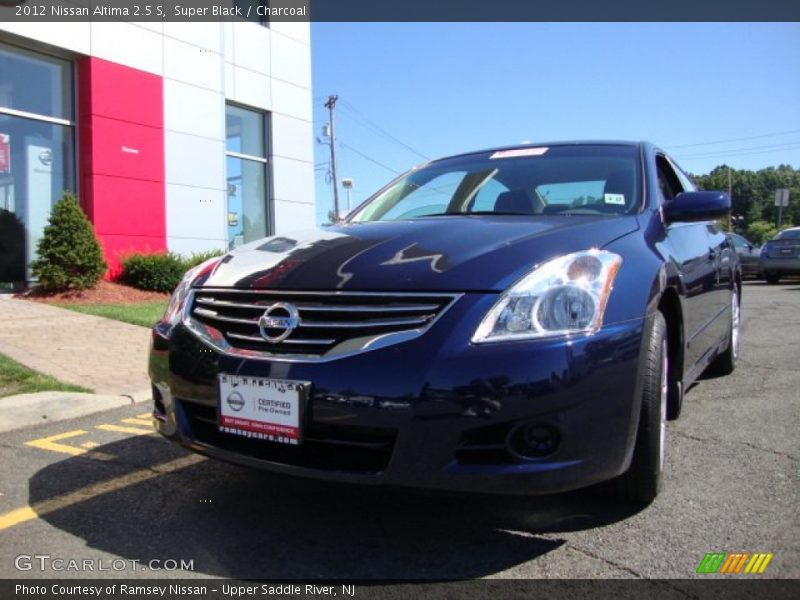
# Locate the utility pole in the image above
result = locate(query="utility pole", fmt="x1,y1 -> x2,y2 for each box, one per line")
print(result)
324,95 -> 340,220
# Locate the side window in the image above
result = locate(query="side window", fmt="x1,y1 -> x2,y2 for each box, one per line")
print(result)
535,181 -> 606,208
729,234 -> 747,249
470,178 -> 510,212
668,157 -> 697,192
655,155 -> 684,203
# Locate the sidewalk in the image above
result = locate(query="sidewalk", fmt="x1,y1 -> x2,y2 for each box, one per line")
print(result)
0,296 -> 152,428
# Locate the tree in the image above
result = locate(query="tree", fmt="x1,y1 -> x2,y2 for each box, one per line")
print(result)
31,192 -> 107,291
745,220 -> 778,245
693,163 -> 799,235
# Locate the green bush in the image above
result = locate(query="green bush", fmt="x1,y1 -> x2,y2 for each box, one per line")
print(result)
121,252 -> 188,293
31,193 -> 107,291
121,249 -> 226,293
184,249 -> 225,269
745,220 -> 779,245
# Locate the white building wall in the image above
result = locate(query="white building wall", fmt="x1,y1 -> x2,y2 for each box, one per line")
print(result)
162,23 -> 227,255
0,20 -> 315,255
226,22 -> 316,236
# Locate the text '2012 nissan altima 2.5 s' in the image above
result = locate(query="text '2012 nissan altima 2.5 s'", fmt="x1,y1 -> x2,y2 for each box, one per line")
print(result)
149,142 -> 741,504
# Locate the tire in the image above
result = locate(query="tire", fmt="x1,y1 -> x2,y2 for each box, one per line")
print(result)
666,378 -> 683,421
708,286 -> 740,376
765,273 -> 780,284
612,311 -> 668,505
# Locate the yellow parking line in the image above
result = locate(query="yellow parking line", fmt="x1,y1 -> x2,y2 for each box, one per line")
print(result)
121,417 -> 154,427
0,454 -> 204,532
26,430 -> 90,456
0,507 -> 38,530
95,424 -> 154,436
136,412 -> 152,419
25,431 -> 114,461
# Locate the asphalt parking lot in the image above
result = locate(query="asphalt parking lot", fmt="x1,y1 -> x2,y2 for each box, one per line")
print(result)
0,281 -> 797,580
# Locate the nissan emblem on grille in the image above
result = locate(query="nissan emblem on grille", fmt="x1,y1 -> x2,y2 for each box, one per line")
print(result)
258,302 -> 300,343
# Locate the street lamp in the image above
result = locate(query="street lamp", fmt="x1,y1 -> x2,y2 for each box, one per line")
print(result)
342,178 -> 353,213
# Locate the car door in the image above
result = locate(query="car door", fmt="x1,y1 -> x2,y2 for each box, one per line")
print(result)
668,155 -> 733,348
658,155 -> 721,371
730,233 -> 757,275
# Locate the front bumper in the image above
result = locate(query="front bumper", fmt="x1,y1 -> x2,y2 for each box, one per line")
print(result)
149,295 -> 647,495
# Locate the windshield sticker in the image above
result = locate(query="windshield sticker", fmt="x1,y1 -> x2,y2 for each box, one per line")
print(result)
490,147 -> 548,159
604,193 -> 626,206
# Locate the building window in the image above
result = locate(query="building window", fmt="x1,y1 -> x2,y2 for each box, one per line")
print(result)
225,103 -> 270,249
0,42 -> 75,285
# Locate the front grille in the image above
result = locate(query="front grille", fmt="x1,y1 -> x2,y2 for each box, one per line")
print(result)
186,288 -> 460,360
180,400 -> 397,473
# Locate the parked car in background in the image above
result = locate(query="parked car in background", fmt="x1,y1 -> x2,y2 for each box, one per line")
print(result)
761,226 -> 800,284
729,233 -> 762,279
149,142 -> 739,506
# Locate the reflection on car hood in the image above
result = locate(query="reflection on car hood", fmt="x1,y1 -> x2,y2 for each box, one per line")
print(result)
201,215 -> 640,292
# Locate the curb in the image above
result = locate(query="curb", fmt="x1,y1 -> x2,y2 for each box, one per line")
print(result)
0,389 -> 152,433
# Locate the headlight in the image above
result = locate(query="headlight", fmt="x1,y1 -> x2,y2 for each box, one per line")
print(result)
162,257 -> 221,326
472,250 -> 622,343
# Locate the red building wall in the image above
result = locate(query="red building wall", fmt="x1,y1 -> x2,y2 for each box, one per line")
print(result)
77,57 -> 166,277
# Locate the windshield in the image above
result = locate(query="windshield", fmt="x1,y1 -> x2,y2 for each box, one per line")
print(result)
349,144 -> 642,222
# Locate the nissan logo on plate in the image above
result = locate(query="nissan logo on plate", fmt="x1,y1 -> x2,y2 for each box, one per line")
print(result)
226,391 -> 245,412
258,302 -> 300,343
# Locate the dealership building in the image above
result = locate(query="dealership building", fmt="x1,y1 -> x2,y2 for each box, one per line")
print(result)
0,20 -> 314,285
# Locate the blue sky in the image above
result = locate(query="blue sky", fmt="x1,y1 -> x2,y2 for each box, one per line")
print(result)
311,23 -> 800,223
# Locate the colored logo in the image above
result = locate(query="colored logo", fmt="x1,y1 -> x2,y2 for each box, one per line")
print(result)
258,303 -> 300,343
38,149 -> 52,167
696,552 -> 774,574
226,391 -> 245,412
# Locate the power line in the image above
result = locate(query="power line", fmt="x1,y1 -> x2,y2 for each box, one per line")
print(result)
675,140 -> 800,159
675,144 -> 800,161
338,99 -> 431,162
339,141 -> 403,175
665,129 -> 800,150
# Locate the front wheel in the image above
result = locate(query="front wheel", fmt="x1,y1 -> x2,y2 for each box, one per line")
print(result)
708,286 -> 740,376
612,311 -> 668,505
765,273 -> 780,284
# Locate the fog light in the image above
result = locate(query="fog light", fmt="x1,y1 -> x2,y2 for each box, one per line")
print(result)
507,422 -> 560,460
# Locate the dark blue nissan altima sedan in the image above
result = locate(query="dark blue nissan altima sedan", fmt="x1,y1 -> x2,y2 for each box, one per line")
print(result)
149,142 -> 740,504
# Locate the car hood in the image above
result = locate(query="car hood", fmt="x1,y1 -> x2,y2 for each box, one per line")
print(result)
201,215 -> 640,292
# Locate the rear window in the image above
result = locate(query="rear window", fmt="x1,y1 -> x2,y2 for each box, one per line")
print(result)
776,229 -> 800,240
349,145 -> 642,222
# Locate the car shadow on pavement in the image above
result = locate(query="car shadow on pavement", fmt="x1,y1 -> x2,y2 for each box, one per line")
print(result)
28,434 -> 644,579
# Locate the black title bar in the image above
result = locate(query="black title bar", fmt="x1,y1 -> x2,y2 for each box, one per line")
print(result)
0,0 -> 799,22
3,579 -> 800,600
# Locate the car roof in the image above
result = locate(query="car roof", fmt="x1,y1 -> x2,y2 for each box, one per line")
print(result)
429,141 -> 647,164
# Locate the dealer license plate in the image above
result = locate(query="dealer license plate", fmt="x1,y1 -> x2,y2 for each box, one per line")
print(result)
217,374 -> 309,445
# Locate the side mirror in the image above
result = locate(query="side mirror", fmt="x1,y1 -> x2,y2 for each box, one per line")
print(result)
663,191 -> 730,223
